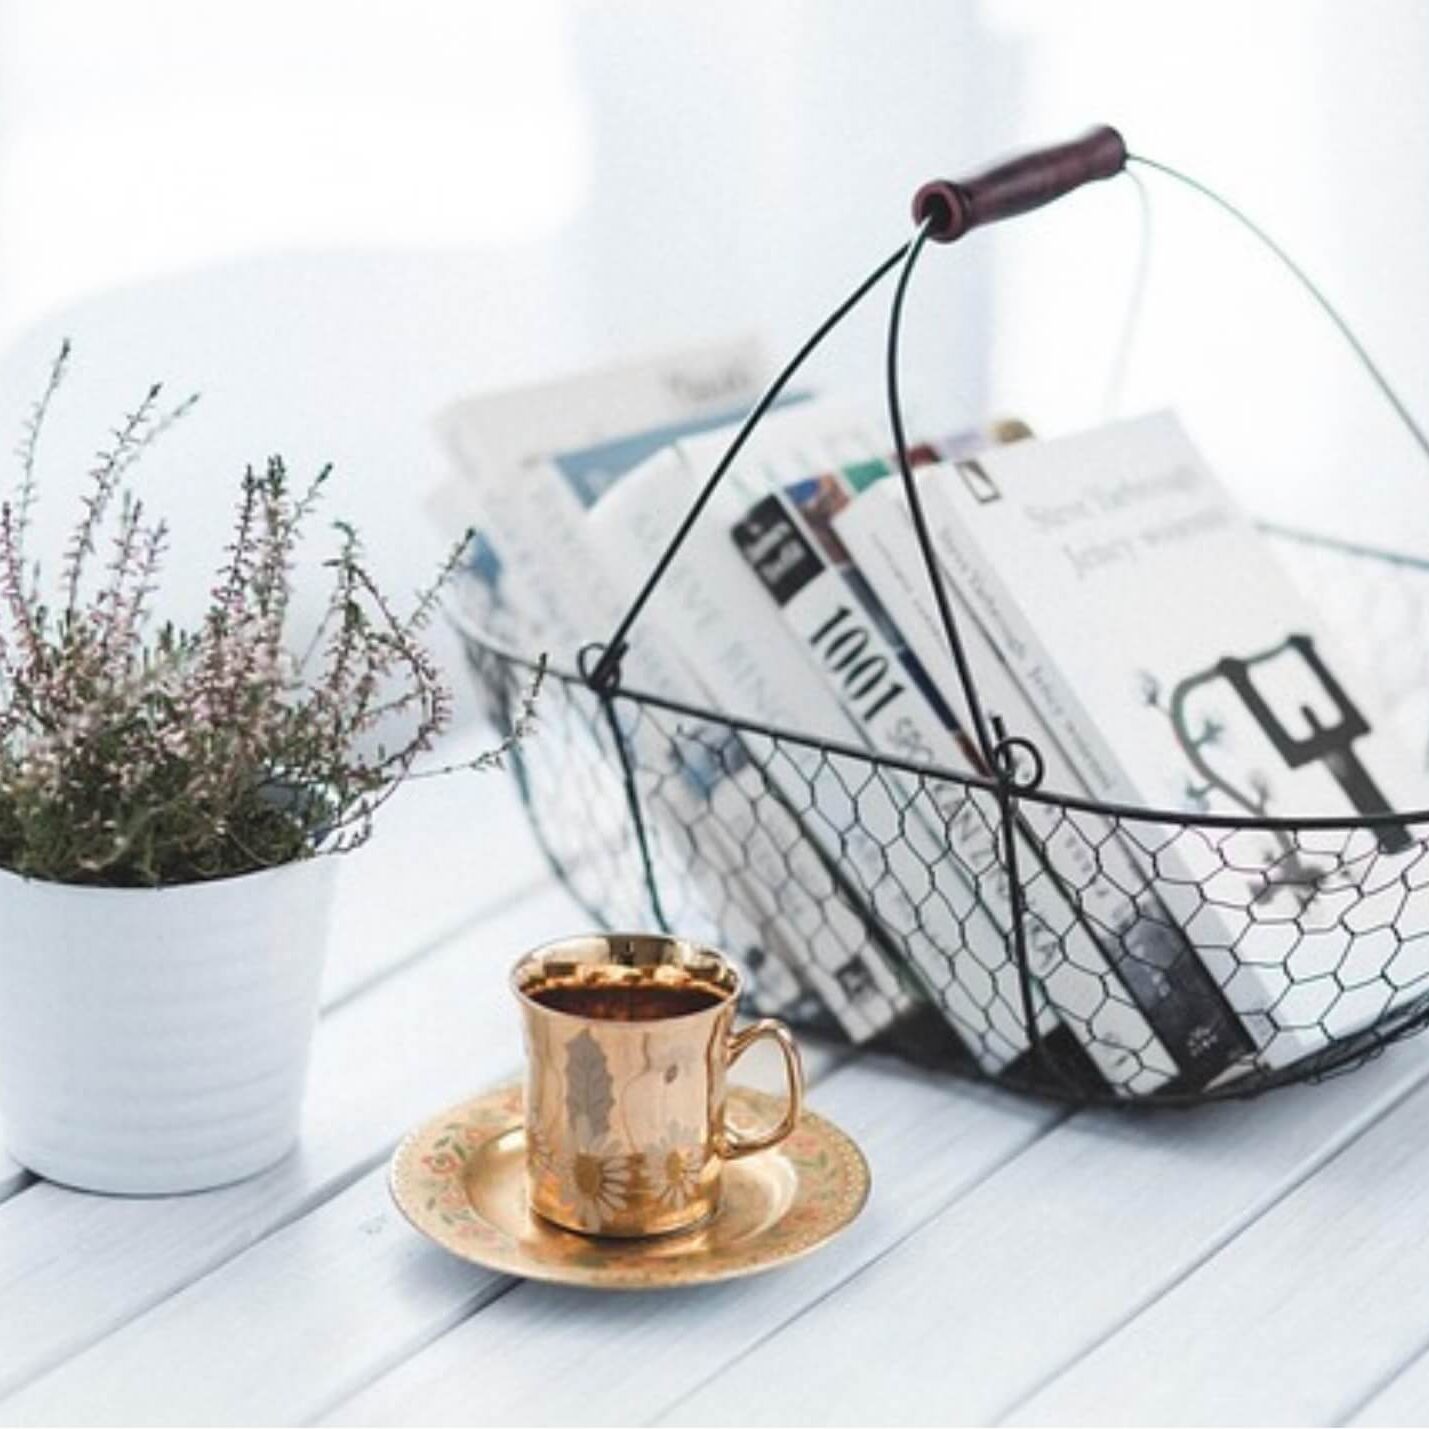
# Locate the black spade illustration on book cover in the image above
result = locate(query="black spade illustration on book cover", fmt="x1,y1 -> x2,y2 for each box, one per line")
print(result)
1163,634 -> 1413,856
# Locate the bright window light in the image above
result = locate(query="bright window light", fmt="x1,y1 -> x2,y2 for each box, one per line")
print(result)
0,0 -> 591,343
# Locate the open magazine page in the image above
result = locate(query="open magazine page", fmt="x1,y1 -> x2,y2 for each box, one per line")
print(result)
434,335 -> 766,670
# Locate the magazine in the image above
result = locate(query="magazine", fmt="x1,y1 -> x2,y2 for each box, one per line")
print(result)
436,338 -> 838,1026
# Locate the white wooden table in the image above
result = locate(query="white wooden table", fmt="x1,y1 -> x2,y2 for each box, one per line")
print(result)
5,735 -> 1429,1427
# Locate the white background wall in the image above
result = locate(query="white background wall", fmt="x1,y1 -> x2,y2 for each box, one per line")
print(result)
0,0 -> 1002,650
0,1 -> 1425,657
980,0 -> 1429,547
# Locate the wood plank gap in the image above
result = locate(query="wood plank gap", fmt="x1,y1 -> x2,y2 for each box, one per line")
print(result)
0,1136 -> 417,1408
321,865 -> 559,1017
297,1277 -> 525,1429
317,1060 -> 1065,1428
1342,1326 -> 1429,1424
296,1050 -> 864,1428
993,1056 -> 1429,1427
648,1105 -> 1077,1428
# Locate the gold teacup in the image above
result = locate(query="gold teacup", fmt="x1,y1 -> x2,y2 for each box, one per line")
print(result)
512,933 -> 805,1238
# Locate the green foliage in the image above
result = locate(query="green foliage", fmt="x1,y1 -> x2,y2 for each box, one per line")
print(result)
0,344 -> 542,887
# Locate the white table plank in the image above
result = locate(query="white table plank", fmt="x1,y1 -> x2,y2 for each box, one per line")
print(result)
1352,1338 -> 1429,1423
321,729 -> 555,1007
0,1163 -> 499,1429
0,1041 -> 850,1428
318,1059 -> 1065,1428
661,1042 -> 1429,1428
0,876 -> 583,1401
0,1150 -> 29,1204
1009,1070 -> 1429,1427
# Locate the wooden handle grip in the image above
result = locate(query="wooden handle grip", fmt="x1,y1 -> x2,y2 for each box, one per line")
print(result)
912,125 -> 1127,243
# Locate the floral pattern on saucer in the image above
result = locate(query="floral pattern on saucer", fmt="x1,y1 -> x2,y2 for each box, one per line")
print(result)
389,1083 -> 870,1290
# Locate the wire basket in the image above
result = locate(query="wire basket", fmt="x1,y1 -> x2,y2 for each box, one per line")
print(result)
453,128 -> 1429,1106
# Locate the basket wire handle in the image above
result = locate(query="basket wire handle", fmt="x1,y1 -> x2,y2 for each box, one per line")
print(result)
584,125 -> 1132,698
1128,154 -> 1429,467
895,124 -> 1133,772
582,243 -> 912,694
581,124 -> 1429,1088
588,121 -> 1429,703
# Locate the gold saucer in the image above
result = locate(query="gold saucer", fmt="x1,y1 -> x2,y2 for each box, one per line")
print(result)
389,1082 -> 870,1289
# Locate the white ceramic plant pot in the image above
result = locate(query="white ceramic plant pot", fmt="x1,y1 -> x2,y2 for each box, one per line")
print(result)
0,855 -> 337,1194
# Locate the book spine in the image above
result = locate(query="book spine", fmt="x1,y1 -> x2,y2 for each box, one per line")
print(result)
588,456 -> 924,1043
914,470 -> 1258,1084
726,484 -> 1070,1075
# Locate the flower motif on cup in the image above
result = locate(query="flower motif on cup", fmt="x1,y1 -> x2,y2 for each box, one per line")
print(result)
644,1031 -> 703,1089
647,1123 -> 707,1210
555,1114 -> 636,1230
525,1117 -> 559,1177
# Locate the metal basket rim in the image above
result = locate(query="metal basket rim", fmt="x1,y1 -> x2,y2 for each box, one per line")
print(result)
452,613 -> 1429,838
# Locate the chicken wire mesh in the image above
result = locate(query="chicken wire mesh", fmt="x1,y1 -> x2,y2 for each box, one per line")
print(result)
446,130 -> 1429,1106
455,526 -> 1429,1106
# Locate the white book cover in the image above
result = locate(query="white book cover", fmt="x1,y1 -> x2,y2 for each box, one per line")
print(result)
836,479 -> 1257,1089
631,402 -> 1078,1078
917,410 -> 1429,1064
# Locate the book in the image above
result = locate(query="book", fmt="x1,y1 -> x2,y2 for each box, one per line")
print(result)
913,410 -> 1429,1065
597,404 -> 1090,1079
682,399 -> 1203,1094
836,477 -> 1256,1088
584,442 -> 927,1046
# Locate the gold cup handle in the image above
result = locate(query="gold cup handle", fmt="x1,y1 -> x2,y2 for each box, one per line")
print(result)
719,1019 -> 806,1160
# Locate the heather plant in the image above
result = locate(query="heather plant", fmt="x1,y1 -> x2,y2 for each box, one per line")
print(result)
0,345 -> 542,887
